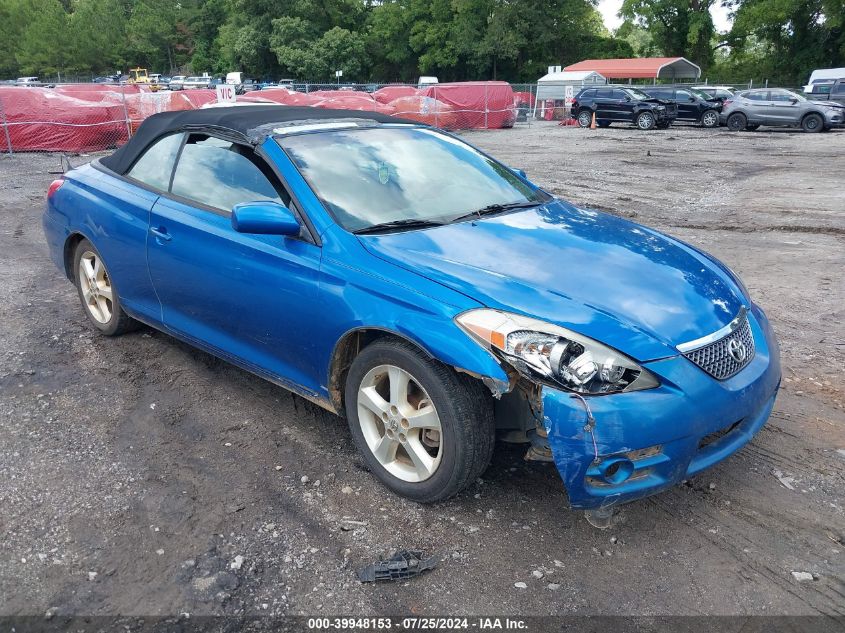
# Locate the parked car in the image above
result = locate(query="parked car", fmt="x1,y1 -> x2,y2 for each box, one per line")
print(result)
803,67 -> 845,93
803,77 -> 845,106
183,76 -> 213,89
43,106 -> 780,518
640,86 -> 722,127
691,85 -> 735,103
93,76 -> 117,84
571,86 -> 678,130
15,76 -> 40,86
721,88 -> 843,132
168,75 -> 186,90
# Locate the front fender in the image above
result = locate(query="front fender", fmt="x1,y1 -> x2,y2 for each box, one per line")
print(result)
316,225 -> 510,402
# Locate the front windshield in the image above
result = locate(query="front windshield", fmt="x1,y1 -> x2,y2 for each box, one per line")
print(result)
278,126 -> 547,232
624,88 -> 651,100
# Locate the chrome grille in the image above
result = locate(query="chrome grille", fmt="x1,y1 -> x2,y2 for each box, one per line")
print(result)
682,314 -> 755,380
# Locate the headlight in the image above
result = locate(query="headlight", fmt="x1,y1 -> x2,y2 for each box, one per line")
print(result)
455,309 -> 659,395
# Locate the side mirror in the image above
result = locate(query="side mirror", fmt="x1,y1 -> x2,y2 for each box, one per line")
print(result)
511,167 -> 527,179
789,97 -> 798,104
689,97 -> 697,102
231,201 -> 300,236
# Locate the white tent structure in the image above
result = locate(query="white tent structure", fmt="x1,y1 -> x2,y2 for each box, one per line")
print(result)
534,70 -> 606,119
535,70 -> 606,100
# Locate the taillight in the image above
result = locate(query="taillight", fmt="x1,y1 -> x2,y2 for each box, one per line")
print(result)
47,179 -> 64,199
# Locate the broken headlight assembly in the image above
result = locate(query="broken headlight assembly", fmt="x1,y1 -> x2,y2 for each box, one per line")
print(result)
456,309 -> 659,395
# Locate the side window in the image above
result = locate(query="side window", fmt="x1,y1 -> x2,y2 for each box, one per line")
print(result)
611,89 -> 628,100
745,92 -> 767,101
581,89 -> 596,99
832,82 -> 845,94
595,89 -> 612,98
769,91 -> 795,102
170,135 -> 286,213
126,133 -> 184,191
676,89 -> 694,100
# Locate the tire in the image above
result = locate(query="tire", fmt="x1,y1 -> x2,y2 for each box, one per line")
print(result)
801,113 -> 823,133
726,113 -> 747,131
72,238 -> 137,336
577,110 -> 593,128
745,124 -> 760,131
344,338 -> 495,503
635,111 -> 656,130
597,120 -> 611,128
700,110 -> 719,128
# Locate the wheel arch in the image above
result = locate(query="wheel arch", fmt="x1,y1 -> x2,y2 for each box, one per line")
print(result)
327,327 -> 436,414
327,325 -> 509,415
63,231 -> 91,282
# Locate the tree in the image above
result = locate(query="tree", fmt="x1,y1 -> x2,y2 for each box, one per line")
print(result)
722,0 -> 845,84
620,0 -> 717,69
70,0 -> 128,74
16,0 -> 70,75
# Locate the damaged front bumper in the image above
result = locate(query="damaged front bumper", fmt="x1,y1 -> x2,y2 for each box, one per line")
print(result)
541,306 -> 781,510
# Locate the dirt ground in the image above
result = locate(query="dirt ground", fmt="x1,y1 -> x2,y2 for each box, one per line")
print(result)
0,121 -> 843,619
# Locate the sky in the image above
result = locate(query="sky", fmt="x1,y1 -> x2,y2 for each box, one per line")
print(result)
596,0 -> 733,33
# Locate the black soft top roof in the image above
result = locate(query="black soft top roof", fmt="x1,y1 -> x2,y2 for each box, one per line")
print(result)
100,105 -> 417,174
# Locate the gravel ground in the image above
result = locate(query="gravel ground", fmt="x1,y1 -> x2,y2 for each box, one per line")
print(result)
0,122 -> 843,618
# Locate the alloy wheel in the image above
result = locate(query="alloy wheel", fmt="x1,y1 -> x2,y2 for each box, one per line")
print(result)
637,112 -> 655,130
577,111 -> 592,127
702,111 -> 718,127
78,250 -> 113,324
356,364 -> 443,482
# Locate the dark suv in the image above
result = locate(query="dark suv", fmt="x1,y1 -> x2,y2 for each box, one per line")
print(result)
640,86 -> 722,127
571,86 -> 678,130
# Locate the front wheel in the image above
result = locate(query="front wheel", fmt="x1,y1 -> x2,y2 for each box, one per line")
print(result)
726,113 -> 747,131
700,110 -> 719,128
802,113 -> 823,133
73,238 -> 137,336
635,111 -> 656,130
344,338 -> 494,503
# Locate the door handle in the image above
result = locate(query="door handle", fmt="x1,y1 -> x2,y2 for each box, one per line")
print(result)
150,226 -> 172,242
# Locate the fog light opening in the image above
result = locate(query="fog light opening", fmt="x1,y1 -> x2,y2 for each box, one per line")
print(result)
599,457 -> 635,485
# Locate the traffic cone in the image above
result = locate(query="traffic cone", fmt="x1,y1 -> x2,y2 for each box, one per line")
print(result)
590,112 -> 597,130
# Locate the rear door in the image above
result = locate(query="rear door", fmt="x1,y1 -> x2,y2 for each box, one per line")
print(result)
593,88 -> 617,120
146,134 -> 325,393
742,91 -> 772,123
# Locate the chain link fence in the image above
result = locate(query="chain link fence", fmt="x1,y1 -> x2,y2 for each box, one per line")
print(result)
0,81 -> 544,154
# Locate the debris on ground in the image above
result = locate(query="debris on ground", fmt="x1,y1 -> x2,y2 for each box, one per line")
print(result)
791,571 -> 815,582
356,550 -> 437,582
514,582 -> 527,589
773,469 -> 796,490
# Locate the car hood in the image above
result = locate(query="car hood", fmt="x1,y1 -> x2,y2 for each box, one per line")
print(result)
358,200 -> 746,362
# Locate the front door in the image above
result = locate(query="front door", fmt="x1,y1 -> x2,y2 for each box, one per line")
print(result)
146,134 -> 324,394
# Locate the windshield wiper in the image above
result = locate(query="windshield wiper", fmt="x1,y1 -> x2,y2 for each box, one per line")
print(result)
449,201 -> 542,224
353,218 -> 446,235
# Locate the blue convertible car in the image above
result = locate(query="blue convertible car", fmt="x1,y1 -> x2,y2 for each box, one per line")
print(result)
43,106 -> 780,518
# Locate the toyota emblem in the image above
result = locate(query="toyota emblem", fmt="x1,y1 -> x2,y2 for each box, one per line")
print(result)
728,338 -> 747,362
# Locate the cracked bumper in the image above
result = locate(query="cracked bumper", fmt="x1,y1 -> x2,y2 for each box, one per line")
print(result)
542,305 -> 781,510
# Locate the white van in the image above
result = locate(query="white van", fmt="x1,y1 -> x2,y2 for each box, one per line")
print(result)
804,68 -> 845,93
418,76 -> 439,86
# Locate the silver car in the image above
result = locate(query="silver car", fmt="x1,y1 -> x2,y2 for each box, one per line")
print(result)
721,88 -> 843,132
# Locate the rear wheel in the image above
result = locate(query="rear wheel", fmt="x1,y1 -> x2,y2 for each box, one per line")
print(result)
577,110 -> 593,128
726,113 -> 747,131
344,338 -> 494,503
73,238 -> 137,336
635,111 -> 656,130
801,113 -> 823,133
700,110 -> 719,128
